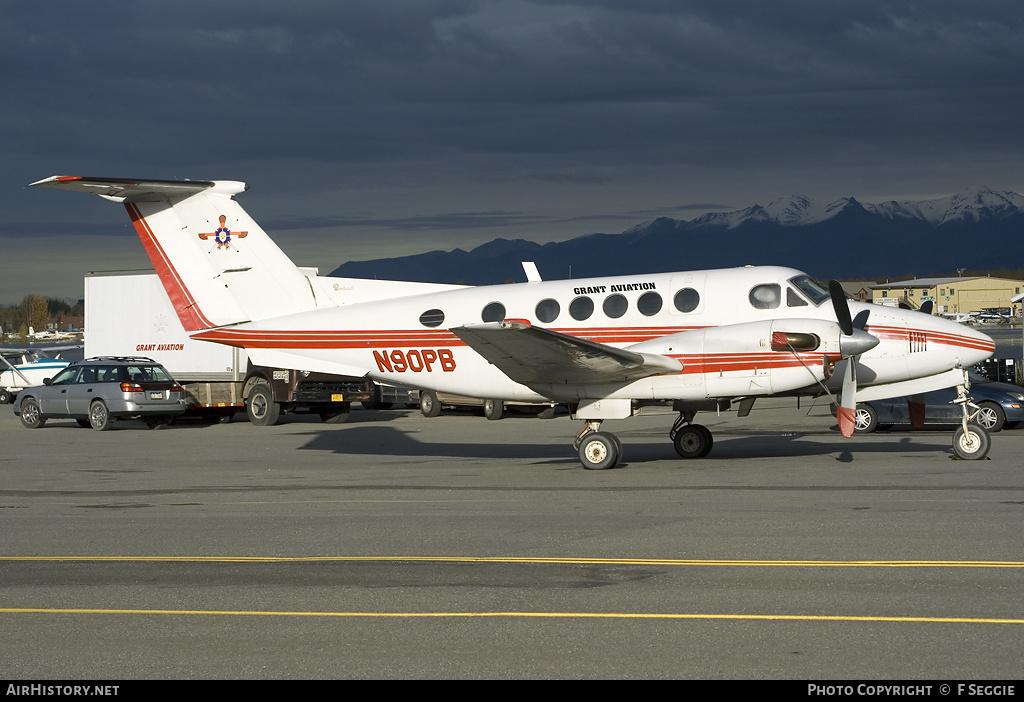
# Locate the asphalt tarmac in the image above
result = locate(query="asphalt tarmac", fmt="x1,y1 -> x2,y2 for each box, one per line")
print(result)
1,399 -> 1023,679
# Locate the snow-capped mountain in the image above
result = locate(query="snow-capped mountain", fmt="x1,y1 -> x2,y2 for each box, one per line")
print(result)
331,186 -> 1024,283
687,187 -> 1024,229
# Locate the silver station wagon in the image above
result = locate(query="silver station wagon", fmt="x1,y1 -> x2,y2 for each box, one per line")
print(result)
15,357 -> 187,430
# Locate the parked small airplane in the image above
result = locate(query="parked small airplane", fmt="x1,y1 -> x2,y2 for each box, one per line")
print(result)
26,327 -> 76,341
0,346 -> 79,404
31,176 -> 997,466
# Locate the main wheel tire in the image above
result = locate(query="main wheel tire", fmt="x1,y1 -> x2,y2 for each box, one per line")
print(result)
483,399 -> 503,421
320,403 -> 351,424
673,424 -> 713,459
420,389 -> 441,418
76,418 -> 91,428
89,400 -> 112,431
246,383 -> 281,426
537,406 -> 556,420
973,402 -> 1005,432
19,397 -> 44,429
854,403 -> 878,433
953,425 -> 990,460
577,431 -> 621,470
0,388 -> 11,404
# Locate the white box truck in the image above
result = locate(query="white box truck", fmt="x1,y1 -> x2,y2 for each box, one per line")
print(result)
85,271 -> 371,424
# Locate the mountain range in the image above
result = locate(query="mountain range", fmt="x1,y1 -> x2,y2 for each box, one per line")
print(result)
329,187 -> 1024,284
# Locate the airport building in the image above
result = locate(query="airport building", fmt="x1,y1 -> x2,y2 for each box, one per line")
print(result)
869,276 -> 1024,316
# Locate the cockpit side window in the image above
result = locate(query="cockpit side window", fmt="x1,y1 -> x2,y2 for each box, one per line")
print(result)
786,287 -> 808,307
788,275 -> 830,306
749,284 -> 781,309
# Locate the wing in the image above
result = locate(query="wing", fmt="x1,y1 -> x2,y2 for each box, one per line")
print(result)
451,320 -> 681,388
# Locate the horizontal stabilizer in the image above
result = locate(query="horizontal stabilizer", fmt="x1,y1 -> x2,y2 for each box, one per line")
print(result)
30,176 -> 222,200
452,320 -> 681,388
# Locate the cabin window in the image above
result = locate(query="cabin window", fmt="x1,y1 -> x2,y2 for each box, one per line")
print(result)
637,291 -> 663,316
786,287 -> 808,307
749,284 -> 781,309
569,296 -> 594,321
673,288 -> 700,313
536,299 -> 559,323
481,302 -> 505,323
419,309 -> 445,328
603,294 -> 628,319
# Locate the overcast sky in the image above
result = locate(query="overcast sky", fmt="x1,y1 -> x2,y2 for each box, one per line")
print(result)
3,0 -> 1023,304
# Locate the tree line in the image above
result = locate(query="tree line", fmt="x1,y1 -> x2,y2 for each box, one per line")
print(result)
0,295 -> 83,338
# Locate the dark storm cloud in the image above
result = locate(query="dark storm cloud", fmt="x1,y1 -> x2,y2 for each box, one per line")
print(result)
3,1 -> 1024,301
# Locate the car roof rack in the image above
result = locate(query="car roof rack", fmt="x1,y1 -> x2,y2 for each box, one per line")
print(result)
81,356 -> 157,363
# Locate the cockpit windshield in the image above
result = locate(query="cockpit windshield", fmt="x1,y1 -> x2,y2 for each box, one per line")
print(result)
788,275 -> 831,306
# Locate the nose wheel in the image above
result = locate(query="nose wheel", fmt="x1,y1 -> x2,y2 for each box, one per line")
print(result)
952,378 -> 991,460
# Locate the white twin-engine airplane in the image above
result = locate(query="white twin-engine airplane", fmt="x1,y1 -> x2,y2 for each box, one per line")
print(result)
32,176 -> 997,468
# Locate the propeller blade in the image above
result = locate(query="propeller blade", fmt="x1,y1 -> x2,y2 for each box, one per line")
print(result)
852,309 -> 870,330
837,356 -> 859,438
829,280 -> 853,336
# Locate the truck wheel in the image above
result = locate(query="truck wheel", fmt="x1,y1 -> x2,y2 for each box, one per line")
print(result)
246,383 -> 281,426
319,403 -> 351,424
420,389 -> 441,418
146,416 -> 173,430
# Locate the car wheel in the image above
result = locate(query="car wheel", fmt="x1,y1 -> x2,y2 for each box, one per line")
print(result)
483,399 -> 503,421
246,383 -> 280,426
19,397 -> 44,429
89,400 -> 112,431
953,425 -> 990,460
854,404 -> 878,433
420,389 -> 441,418
973,402 -> 1005,432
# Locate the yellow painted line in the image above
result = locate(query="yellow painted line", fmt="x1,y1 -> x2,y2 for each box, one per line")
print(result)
1,608 -> 1022,624
1,556 -> 1023,568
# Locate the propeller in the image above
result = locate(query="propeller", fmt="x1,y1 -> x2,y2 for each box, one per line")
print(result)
829,280 -> 879,438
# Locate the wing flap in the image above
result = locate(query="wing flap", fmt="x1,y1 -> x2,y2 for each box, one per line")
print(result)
451,321 -> 681,387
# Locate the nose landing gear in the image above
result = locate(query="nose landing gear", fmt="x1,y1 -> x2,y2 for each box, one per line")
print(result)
952,381 -> 991,460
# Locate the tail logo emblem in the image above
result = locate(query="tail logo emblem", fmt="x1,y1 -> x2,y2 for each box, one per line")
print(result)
199,215 -> 248,249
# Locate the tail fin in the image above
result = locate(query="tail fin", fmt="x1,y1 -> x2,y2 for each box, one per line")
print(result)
32,176 -> 325,331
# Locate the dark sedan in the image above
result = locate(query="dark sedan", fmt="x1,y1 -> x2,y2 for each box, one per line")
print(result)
849,372 -> 1024,433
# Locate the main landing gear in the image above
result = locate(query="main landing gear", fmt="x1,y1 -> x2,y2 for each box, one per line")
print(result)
573,410 -> 716,469
669,412 -> 713,459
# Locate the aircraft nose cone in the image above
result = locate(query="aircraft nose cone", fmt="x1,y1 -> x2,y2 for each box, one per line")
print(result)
956,324 -> 996,367
839,328 -> 880,357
